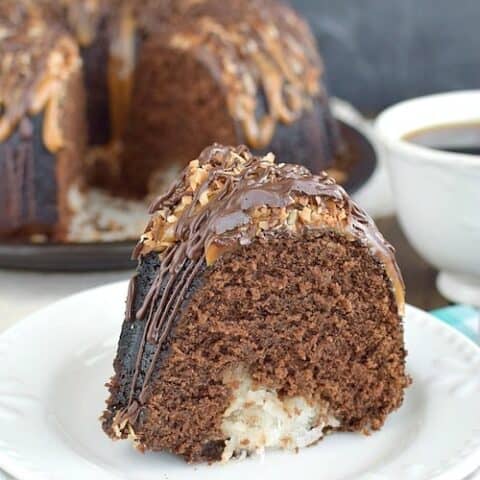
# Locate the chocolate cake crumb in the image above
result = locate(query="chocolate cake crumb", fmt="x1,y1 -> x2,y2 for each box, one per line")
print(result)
102,145 -> 409,463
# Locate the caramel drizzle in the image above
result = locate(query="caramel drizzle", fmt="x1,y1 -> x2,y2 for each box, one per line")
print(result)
125,274 -> 137,322
0,0 -> 128,155
0,17 -> 79,153
169,6 -> 322,149
112,146 -> 405,431
84,4 -> 136,171
107,3 -> 136,145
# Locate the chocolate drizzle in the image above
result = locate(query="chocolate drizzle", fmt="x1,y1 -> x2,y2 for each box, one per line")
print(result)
112,144 -> 405,432
125,274 -> 137,322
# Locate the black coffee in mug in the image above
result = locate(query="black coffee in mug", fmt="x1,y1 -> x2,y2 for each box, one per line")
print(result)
403,122 -> 480,155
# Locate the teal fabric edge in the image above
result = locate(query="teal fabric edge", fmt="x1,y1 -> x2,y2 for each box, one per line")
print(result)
430,305 -> 479,343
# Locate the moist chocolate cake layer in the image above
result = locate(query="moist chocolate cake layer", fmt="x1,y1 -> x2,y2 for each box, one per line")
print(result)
54,65 -> 87,240
0,115 -> 57,237
120,0 -> 339,197
105,233 -> 408,462
102,145 -> 409,463
121,45 -> 336,197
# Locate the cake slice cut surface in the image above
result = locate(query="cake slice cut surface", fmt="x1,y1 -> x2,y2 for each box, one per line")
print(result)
102,144 -> 409,463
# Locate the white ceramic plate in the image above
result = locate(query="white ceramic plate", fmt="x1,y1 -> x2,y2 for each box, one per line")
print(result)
0,282 -> 479,480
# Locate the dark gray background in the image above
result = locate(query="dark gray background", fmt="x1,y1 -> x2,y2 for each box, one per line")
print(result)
291,0 -> 479,113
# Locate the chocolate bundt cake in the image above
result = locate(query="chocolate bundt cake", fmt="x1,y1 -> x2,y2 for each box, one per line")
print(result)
0,0 -> 86,240
102,144 -> 409,463
0,0 -> 340,241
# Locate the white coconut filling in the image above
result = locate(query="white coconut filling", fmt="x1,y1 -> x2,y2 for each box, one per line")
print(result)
221,369 -> 340,462
67,184 -> 149,242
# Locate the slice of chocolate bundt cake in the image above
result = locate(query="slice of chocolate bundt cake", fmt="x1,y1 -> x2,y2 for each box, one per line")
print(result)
102,144 -> 409,463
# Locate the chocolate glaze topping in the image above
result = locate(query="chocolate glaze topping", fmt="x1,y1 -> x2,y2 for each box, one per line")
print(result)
112,144 -> 405,432
125,274 -> 137,322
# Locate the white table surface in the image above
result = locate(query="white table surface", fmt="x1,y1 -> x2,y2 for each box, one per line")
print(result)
0,269 -> 132,333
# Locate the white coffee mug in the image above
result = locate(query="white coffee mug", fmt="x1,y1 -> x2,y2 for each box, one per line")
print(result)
375,90 -> 480,306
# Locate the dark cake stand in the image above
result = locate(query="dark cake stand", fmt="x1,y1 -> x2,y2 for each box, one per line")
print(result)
0,118 -> 376,272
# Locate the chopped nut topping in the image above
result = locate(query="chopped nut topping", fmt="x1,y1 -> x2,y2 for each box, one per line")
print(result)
140,149 -> 351,261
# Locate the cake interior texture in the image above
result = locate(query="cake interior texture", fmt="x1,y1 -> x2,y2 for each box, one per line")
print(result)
105,233 -> 406,462
102,145 -> 409,463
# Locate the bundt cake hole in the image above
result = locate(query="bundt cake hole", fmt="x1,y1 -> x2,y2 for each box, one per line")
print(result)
121,44 -> 237,196
79,16 -> 112,146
